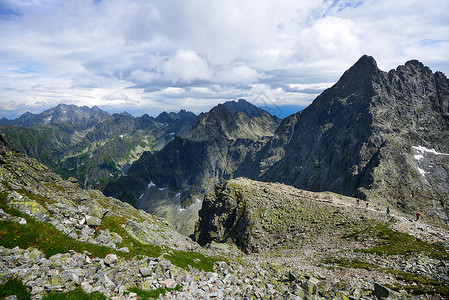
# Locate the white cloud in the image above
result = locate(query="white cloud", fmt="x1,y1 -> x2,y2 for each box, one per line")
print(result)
215,63 -> 263,85
103,91 -> 131,101
162,49 -> 212,83
0,0 -> 448,119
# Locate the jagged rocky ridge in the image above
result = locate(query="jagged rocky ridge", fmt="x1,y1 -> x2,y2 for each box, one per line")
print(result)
0,104 -> 197,189
4,134 -> 444,299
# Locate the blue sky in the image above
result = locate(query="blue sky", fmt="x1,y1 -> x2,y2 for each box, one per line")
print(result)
1,0 -> 448,119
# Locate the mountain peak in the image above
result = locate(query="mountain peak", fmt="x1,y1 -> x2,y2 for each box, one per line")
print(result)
346,55 -> 378,75
332,55 -> 381,94
222,98 -> 268,118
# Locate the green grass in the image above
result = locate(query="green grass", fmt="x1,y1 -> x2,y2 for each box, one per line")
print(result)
166,250 -> 217,272
99,216 -> 162,259
127,285 -> 182,299
0,279 -> 107,300
1,189 -> 221,272
0,192 -> 113,258
344,221 -> 449,260
42,289 -> 107,300
0,278 -> 31,300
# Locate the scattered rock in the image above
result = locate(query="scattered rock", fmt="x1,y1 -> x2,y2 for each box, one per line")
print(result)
104,253 -> 118,265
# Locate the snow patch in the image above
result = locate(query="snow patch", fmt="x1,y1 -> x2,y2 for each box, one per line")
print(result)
148,181 -> 156,188
139,193 -> 144,200
179,207 -> 186,212
412,146 -> 449,177
412,146 -> 449,156
417,167 -> 427,176
414,154 -> 424,161
176,193 -> 181,197
158,187 -> 166,191
119,135 -> 124,138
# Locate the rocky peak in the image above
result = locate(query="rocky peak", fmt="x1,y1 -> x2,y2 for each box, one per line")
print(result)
222,98 -> 266,118
336,55 -> 380,91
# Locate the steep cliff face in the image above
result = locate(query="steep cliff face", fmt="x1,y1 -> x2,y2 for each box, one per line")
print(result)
251,56 -> 449,223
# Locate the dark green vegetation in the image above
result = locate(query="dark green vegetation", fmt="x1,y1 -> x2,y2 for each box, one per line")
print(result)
0,278 -> 107,300
127,285 -> 182,299
345,220 -> 449,260
41,289 -> 107,300
0,278 -> 31,300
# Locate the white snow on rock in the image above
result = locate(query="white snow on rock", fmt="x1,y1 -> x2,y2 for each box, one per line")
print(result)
412,146 -> 449,177
148,181 -> 156,188
412,146 -> 449,157
417,167 -> 427,176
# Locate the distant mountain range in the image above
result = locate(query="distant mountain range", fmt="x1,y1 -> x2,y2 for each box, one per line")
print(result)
0,104 -> 198,189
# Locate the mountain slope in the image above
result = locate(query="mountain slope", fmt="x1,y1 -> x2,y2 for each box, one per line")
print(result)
0,106 -> 197,189
248,55 -> 449,223
104,99 -> 280,235
193,177 -> 449,297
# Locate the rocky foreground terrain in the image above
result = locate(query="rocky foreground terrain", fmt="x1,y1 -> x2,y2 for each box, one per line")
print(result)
1,134 -> 449,299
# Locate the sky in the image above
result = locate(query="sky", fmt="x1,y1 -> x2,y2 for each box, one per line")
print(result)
0,0 -> 448,119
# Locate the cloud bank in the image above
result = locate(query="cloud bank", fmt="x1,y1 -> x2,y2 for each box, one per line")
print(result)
1,0 -> 448,118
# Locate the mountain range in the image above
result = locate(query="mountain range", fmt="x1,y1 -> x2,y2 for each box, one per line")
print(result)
1,55 -> 449,298
2,129 -> 448,299
246,56 -> 449,223
0,104 -> 197,189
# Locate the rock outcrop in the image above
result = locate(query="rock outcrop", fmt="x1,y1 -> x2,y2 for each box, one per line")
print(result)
194,177 -> 449,298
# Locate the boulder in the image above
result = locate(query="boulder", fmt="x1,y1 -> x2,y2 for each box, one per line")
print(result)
85,215 -> 102,226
